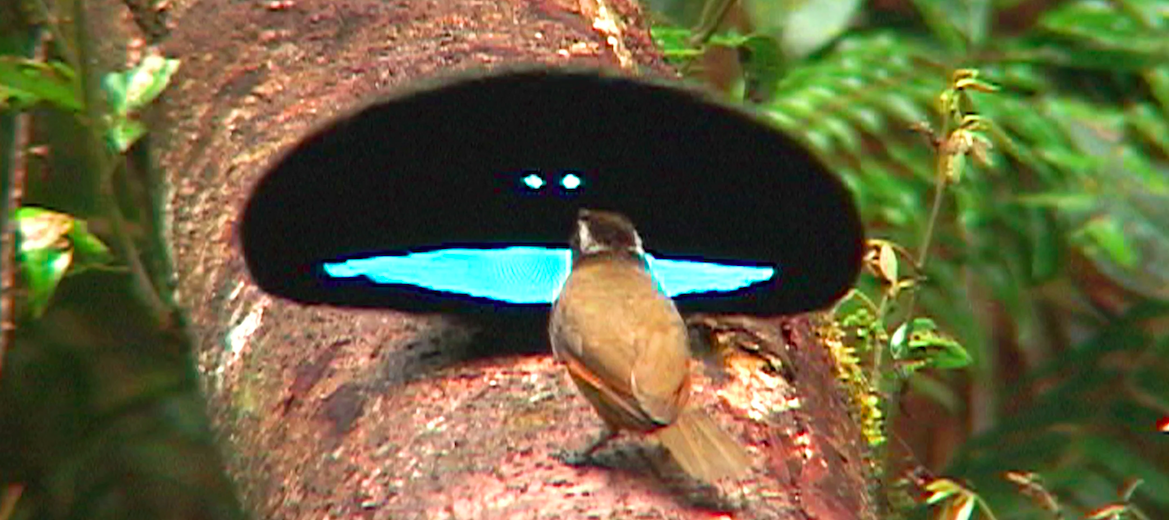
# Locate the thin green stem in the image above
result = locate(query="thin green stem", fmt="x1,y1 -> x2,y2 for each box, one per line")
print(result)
918,173 -> 949,269
902,161 -> 950,329
869,290 -> 889,388
876,118 -> 954,519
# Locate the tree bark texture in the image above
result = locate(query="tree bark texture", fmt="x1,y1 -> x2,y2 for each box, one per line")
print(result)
154,0 -> 877,518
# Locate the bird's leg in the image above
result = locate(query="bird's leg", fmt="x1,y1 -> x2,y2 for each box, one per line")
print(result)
555,426 -> 618,467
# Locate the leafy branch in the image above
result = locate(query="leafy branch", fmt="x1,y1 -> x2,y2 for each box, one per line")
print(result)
2,0 -> 179,325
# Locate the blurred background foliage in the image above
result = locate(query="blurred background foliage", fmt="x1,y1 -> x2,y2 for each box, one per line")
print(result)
1,0 -> 244,519
2,0 -> 1167,519
647,0 -> 1169,518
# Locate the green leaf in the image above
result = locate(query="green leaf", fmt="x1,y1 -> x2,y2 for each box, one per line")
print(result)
1128,102 -> 1169,156
819,114 -> 862,154
1032,0 -> 1169,69
0,57 -> 82,111
877,92 -> 930,125
924,478 -> 965,504
20,247 -> 72,318
106,116 -> 147,152
12,207 -> 115,316
650,25 -> 700,59
67,220 -> 114,270
1040,1 -> 1168,51
14,207 -> 76,317
1014,192 -> 1097,212
708,31 -> 752,48
1115,0 -> 1169,29
845,105 -> 884,133
1075,216 -> 1137,268
980,62 -> 1052,94
102,54 -> 180,115
1072,195 -> 1169,299
739,34 -> 784,103
1143,67 -> 1169,115
890,317 -> 973,371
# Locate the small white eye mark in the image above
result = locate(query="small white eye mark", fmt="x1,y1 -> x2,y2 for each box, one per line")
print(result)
522,173 -> 545,190
561,172 -> 582,190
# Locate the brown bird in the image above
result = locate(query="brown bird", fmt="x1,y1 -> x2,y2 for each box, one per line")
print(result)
549,208 -> 749,481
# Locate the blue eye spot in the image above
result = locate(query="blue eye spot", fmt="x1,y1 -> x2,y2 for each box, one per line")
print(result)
560,173 -> 582,190
521,173 -> 545,190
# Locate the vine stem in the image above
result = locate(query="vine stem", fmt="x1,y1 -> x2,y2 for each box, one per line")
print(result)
875,124 -> 953,519
870,172 -> 947,389
904,168 -> 950,320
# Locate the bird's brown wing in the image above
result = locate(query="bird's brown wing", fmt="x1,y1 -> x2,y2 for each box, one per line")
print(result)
628,295 -> 690,424
550,259 -> 689,429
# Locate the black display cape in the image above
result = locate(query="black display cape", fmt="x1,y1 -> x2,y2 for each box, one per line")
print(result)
241,67 -> 865,324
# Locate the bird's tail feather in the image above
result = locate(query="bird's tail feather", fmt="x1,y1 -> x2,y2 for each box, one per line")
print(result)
657,408 -> 749,481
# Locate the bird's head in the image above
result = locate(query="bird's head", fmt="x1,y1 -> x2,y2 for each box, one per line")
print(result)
571,209 -> 645,263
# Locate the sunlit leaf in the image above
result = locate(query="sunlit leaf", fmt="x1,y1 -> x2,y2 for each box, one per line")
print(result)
106,117 -> 147,152
924,477 -> 965,504
651,25 -> 703,59
102,53 -> 180,115
941,492 -> 976,520
891,317 -> 972,371
0,57 -> 81,111
67,220 -> 114,270
14,207 -> 77,317
876,242 -> 898,285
